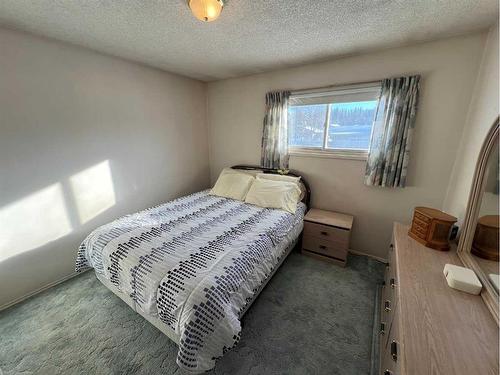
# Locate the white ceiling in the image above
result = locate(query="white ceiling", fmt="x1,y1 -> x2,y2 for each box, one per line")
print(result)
0,1 -> 497,81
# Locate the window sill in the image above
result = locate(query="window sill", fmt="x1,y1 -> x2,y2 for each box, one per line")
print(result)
289,148 -> 368,161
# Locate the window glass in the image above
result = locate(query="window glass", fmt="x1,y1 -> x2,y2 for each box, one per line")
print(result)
288,104 -> 327,148
287,84 -> 380,155
327,100 -> 377,150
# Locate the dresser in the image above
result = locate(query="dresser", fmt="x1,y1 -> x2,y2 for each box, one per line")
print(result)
301,208 -> 353,267
380,223 -> 499,375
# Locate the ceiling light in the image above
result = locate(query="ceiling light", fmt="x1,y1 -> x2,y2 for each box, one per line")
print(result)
188,0 -> 225,22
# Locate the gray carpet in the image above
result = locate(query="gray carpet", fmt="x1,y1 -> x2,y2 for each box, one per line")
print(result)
0,252 -> 384,375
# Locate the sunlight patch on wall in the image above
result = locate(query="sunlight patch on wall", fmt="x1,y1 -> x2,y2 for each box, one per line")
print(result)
69,160 -> 116,224
0,183 -> 72,262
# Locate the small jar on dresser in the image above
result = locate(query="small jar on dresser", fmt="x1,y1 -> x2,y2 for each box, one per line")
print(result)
301,208 -> 354,267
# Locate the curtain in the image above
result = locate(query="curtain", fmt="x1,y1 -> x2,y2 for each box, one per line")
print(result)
364,75 -> 420,188
260,90 -> 291,170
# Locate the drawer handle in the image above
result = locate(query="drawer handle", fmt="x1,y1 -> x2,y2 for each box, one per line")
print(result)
380,322 -> 386,335
384,300 -> 391,312
319,245 -> 327,250
391,340 -> 398,362
390,278 -> 397,289
320,231 -> 328,236
384,370 -> 393,375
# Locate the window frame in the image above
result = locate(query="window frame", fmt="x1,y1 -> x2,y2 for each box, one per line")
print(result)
287,82 -> 382,160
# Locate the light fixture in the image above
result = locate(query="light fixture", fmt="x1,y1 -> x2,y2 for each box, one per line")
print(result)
188,0 -> 225,22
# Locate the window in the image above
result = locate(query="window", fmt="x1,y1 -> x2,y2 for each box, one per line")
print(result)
288,83 -> 381,159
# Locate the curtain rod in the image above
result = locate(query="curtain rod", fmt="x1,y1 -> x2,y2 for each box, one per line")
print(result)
290,79 -> 382,95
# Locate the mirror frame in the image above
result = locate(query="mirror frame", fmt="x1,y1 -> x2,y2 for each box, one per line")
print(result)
458,117 -> 499,324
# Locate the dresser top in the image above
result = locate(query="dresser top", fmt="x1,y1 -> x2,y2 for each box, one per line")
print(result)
393,222 -> 498,375
304,208 -> 353,230
478,214 -> 499,228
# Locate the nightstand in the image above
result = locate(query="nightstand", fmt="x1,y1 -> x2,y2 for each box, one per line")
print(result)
302,208 -> 354,267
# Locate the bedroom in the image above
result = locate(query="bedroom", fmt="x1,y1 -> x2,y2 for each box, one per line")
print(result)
0,1 -> 499,374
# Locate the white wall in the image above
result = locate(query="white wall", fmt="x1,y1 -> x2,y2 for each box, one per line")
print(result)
1,25 -> 496,308
207,33 -> 488,259
0,28 -> 210,308
443,23 -> 499,221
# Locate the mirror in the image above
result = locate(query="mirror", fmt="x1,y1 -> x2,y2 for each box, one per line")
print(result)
471,139 -> 499,290
458,118 -> 499,324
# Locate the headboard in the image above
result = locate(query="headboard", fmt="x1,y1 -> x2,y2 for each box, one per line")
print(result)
231,164 -> 311,209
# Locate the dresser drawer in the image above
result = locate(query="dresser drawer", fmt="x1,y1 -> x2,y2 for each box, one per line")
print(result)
414,211 -> 431,224
381,339 -> 401,375
381,308 -> 401,375
381,244 -> 399,348
412,216 -> 429,230
410,221 -> 428,238
380,267 -> 392,339
386,245 -> 399,304
381,294 -> 396,348
303,221 -> 350,249
303,235 -> 347,261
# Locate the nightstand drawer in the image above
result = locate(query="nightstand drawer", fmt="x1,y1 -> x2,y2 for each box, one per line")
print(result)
302,209 -> 353,267
304,221 -> 350,249
303,236 -> 347,260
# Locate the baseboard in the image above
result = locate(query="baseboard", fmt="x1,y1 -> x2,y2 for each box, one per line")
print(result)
349,248 -> 387,263
0,270 -> 86,312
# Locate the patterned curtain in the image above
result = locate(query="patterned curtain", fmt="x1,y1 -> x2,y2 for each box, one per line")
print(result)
261,91 -> 291,170
364,75 -> 420,188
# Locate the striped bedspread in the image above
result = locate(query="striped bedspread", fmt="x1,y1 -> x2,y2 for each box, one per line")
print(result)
76,190 -> 305,372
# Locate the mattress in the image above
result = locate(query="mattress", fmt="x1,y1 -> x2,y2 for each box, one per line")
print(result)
76,190 -> 305,373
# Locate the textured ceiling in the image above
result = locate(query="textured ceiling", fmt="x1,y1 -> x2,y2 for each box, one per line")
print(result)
0,1 -> 497,81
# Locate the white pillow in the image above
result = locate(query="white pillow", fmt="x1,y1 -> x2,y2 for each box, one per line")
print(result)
255,173 -> 301,185
256,173 -> 305,202
218,167 -> 263,177
245,178 -> 301,214
210,169 -> 255,201
231,168 -> 263,177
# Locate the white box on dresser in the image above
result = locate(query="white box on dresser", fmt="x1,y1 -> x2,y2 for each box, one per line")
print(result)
379,223 -> 498,375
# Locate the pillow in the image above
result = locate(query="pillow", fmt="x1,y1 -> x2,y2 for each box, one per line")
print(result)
244,178 -> 301,214
256,173 -> 306,202
231,168 -> 263,177
210,169 -> 255,201
255,173 -> 301,185
218,167 -> 263,177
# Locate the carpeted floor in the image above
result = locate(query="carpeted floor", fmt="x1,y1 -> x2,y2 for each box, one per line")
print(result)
0,252 -> 384,375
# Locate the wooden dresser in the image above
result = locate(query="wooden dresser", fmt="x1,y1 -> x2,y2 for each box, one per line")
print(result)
380,223 -> 499,375
301,208 -> 353,267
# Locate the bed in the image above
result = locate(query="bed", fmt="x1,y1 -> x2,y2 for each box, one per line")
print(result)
75,165 -> 310,373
